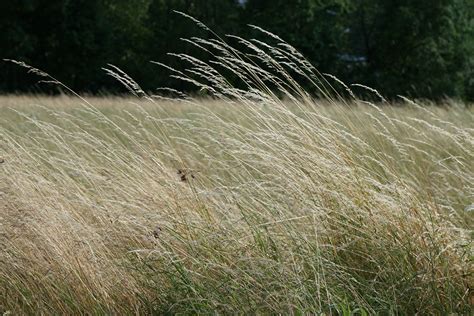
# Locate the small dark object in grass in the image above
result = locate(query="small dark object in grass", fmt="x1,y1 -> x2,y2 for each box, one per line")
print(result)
177,168 -> 195,182
152,226 -> 162,238
0,158 -> 4,164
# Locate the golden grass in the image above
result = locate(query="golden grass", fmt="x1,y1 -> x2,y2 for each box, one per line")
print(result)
1,19 -> 473,313
0,94 -> 472,314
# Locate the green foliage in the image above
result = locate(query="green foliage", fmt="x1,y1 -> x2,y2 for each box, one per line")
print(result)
143,0 -> 242,91
243,0 -> 352,75
344,0 -> 474,100
0,0 -> 473,100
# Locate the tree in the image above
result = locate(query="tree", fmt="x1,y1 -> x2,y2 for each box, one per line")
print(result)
344,0 -> 474,100
0,0 -> 472,100
144,0 -> 242,91
243,0 -> 351,77
0,0 -> 66,92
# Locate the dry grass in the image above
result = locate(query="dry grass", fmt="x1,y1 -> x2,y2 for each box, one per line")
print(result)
0,24 -> 473,314
0,95 -> 472,314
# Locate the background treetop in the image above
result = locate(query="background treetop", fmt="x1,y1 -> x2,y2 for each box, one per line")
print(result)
1,0 -> 473,101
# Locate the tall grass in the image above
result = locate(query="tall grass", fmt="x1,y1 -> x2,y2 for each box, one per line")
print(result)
0,22 -> 473,314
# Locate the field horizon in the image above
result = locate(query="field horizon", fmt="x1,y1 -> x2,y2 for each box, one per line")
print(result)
1,18 -> 473,313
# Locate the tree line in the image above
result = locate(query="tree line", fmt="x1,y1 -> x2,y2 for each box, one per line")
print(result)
1,0 -> 473,101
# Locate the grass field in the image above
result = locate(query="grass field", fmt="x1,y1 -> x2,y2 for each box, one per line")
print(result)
0,93 -> 472,314
0,24 -> 473,314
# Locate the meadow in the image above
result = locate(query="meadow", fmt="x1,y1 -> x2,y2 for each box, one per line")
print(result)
1,94 -> 472,314
0,28 -> 473,314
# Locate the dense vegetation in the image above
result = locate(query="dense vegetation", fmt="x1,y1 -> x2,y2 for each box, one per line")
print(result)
1,26 -> 473,314
1,0 -> 473,100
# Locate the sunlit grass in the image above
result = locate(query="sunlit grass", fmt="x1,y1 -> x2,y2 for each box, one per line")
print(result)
1,94 -> 472,314
1,20 -> 473,313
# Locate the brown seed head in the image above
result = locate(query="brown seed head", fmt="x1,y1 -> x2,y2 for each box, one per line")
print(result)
152,226 -> 162,238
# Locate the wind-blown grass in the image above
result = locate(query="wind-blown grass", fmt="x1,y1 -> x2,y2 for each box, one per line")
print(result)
0,22 -> 473,314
